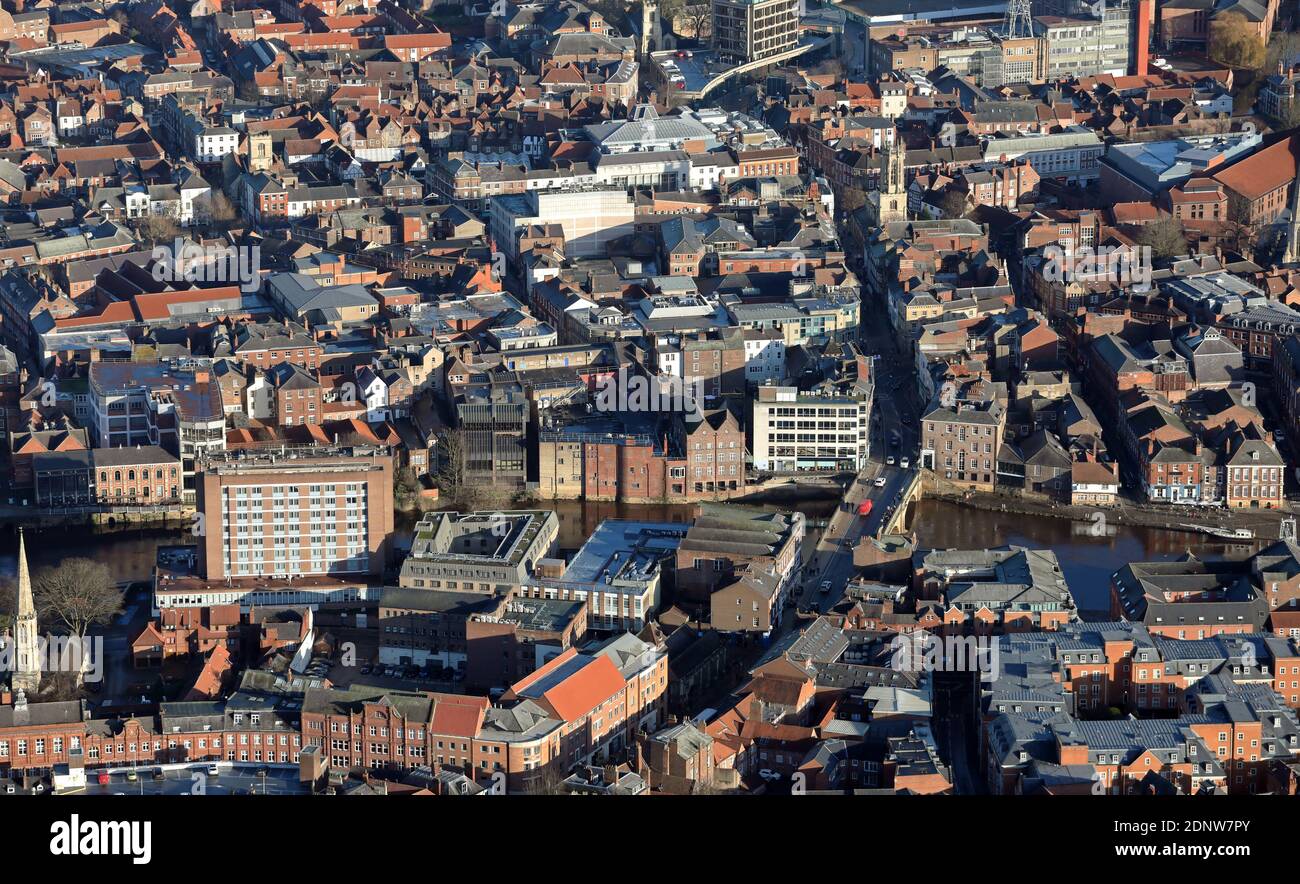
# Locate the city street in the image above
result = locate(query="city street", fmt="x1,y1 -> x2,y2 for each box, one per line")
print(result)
788,251 -> 927,615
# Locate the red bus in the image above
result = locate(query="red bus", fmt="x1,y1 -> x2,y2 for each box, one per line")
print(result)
857,500 -> 873,516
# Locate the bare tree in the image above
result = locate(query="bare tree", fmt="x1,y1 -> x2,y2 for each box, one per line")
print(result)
39,671 -> 84,702
137,213 -> 181,244
434,428 -> 484,509
1136,217 -> 1187,261
33,558 -> 123,646
1209,12 -> 1266,69
839,186 -> 868,215
393,465 -> 422,510
199,190 -> 239,226
0,576 -> 13,631
938,190 -> 969,220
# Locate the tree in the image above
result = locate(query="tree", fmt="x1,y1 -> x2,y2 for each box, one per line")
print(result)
138,213 -> 181,244
33,559 -> 122,680
434,429 -> 482,509
394,466 -> 422,510
683,3 -> 711,40
839,186 -> 867,214
200,190 -> 239,226
236,78 -> 260,103
1209,12 -> 1265,70
1136,217 -> 1187,261
937,189 -> 969,220
0,576 -> 13,631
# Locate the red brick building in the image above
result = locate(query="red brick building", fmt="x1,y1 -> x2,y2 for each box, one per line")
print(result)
92,445 -> 182,505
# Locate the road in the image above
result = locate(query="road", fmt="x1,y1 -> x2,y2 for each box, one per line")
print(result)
788,260 -> 927,615
844,17 -> 869,77
77,763 -> 308,796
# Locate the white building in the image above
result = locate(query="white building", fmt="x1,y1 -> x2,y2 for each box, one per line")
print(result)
750,384 -> 871,472
192,125 -> 239,163
489,188 -> 636,260
743,329 -> 785,384
981,126 -> 1105,185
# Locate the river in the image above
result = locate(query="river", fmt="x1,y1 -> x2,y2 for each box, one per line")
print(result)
0,498 -> 1260,617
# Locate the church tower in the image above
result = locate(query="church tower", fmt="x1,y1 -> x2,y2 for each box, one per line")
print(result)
11,528 -> 40,695
868,137 -> 908,227
640,0 -> 661,58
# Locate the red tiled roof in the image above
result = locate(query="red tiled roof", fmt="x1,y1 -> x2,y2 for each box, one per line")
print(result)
1213,134 -> 1299,202
430,694 -> 488,736
510,648 -> 625,722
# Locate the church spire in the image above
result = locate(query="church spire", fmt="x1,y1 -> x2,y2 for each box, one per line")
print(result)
1283,156 -> 1300,266
15,528 -> 33,619
12,528 -> 40,694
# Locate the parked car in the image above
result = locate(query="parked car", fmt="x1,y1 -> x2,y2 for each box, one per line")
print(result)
152,769 -> 165,782
207,764 -> 220,776
126,770 -> 137,782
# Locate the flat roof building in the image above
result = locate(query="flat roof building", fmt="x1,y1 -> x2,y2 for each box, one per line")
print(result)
516,519 -> 689,631
398,510 -> 560,593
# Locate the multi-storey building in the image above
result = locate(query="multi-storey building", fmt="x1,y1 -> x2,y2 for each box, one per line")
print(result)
711,0 -> 799,63
194,446 -> 394,584
92,445 -> 182,506
397,510 -> 559,592
915,546 -> 1075,632
920,398 -> 1006,492
515,520 -> 688,631
88,361 -> 226,503
750,383 -> 872,472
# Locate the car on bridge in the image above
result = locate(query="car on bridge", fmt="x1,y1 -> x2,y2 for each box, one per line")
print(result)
857,500 -> 873,516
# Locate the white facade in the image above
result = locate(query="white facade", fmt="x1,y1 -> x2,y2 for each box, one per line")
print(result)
744,334 -> 785,384
490,189 -> 636,260
245,373 -> 273,420
194,128 -> 239,163
751,386 -> 870,472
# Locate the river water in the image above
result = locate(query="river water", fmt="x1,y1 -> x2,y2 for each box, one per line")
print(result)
0,498 -> 1258,617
